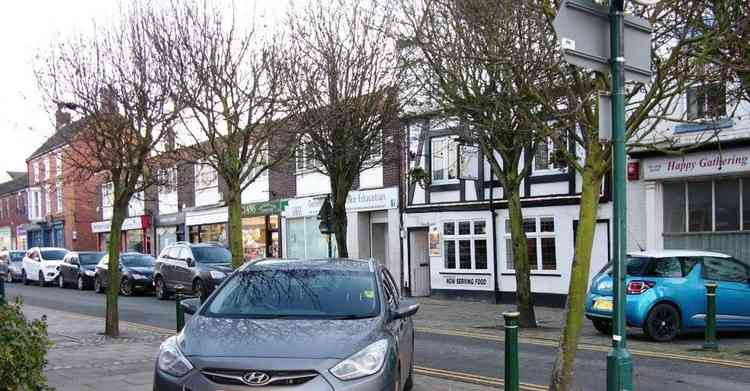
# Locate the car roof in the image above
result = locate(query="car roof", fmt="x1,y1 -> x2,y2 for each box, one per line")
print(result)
38,247 -> 68,251
248,258 -> 375,272
628,250 -> 731,258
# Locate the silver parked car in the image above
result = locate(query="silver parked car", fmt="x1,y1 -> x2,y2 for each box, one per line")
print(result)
153,258 -> 419,391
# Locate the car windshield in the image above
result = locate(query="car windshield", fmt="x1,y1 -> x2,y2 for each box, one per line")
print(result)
192,246 -> 231,264
121,254 -> 155,267
79,253 -> 104,265
41,250 -> 67,260
10,252 -> 24,262
205,268 -> 380,319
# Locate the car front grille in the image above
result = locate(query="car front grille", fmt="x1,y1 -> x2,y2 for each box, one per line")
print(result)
201,368 -> 318,387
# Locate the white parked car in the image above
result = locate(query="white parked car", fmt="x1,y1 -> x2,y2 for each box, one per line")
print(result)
22,247 -> 68,286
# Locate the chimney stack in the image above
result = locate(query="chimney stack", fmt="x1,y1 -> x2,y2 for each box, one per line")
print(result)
55,104 -> 71,130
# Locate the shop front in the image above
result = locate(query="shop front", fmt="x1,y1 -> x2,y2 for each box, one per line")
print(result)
241,199 -> 287,261
633,145 -> 750,260
92,215 -> 152,254
282,187 -> 401,282
0,227 -> 11,250
155,212 -> 185,255
15,226 -> 27,250
185,207 -> 228,246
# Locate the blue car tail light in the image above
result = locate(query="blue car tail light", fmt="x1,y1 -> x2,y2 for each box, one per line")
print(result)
626,280 -> 655,295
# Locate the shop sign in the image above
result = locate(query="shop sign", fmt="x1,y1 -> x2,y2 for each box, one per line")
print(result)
428,226 -> 441,257
91,216 -> 146,233
242,199 -> 288,217
284,188 -> 398,218
441,273 -> 491,288
185,207 -> 228,226
156,213 -> 185,227
642,148 -> 750,180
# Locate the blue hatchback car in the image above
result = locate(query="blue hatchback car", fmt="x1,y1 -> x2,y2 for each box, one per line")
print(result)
586,250 -> 750,342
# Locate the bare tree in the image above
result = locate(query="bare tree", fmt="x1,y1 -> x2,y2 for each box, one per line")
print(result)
151,0 -> 297,269
403,0 -> 566,328
285,0 -> 409,257
35,1 -> 179,337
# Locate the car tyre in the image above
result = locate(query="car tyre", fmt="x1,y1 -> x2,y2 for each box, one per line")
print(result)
77,275 -> 86,290
22,269 -> 28,285
592,319 -> 613,335
120,277 -> 133,296
193,279 -> 207,302
644,303 -> 680,342
38,271 -> 46,287
94,275 -> 105,293
155,277 -> 169,300
58,274 -> 66,289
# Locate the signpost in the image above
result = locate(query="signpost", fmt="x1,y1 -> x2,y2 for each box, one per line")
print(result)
553,0 -> 656,389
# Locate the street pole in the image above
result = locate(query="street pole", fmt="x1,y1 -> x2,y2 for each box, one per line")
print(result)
606,1 -> 633,390
502,311 -> 520,391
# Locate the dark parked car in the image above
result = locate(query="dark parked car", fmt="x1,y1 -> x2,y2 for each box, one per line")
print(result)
94,252 -> 156,296
58,251 -> 105,290
154,258 -> 419,391
2,250 -> 25,282
153,242 -> 233,301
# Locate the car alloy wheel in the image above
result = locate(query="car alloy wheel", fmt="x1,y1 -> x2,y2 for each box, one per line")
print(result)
6,271 -> 12,283
39,272 -> 46,287
94,276 -> 104,293
193,279 -> 206,302
22,270 -> 28,285
58,274 -> 65,288
155,278 -> 167,300
645,303 -> 680,342
120,277 -> 133,296
78,276 -> 85,290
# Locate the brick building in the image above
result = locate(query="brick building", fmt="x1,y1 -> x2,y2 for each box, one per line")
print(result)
0,172 -> 29,250
25,110 -> 98,250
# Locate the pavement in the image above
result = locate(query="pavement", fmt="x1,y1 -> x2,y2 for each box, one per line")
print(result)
8,284 -> 750,390
23,305 -> 495,391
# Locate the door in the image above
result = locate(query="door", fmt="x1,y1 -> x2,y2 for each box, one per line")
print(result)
24,249 -> 40,280
174,247 -> 194,292
382,269 -> 411,387
60,254 -> 75,284
371,223 -> 387,266
702,256 -> 750,327
409,229 -> 430,297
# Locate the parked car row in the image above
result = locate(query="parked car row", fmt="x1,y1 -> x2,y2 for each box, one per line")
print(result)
3,242 -> 233,300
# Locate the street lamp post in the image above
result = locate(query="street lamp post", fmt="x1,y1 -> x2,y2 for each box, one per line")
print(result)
606,1 -> 633,390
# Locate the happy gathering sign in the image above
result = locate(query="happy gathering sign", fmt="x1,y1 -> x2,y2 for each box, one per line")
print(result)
642,148 -> 750,180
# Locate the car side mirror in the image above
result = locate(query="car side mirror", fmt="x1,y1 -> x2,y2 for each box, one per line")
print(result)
181,297 -> 201,315
186,257 -> 195,267
390,298 -> 419,321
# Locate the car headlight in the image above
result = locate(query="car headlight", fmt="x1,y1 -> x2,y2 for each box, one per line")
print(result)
330,339 -> 388,381
209,271 -> 226,280
131,273 -> 147,280
157,336 -> 193,377
84,270 -> 95,277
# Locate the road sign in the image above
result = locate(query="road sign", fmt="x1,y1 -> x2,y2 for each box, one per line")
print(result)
553,0 -> 653,83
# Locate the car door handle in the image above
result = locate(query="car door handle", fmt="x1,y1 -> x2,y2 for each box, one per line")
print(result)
419,263 -> 428,267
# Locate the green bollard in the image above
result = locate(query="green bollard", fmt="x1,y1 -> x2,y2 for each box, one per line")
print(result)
176,292 -> 185,332
503,311 -> 520,391
703,282 -> 718,351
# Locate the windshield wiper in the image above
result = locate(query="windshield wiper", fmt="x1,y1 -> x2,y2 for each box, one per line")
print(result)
329,314 -> 374,320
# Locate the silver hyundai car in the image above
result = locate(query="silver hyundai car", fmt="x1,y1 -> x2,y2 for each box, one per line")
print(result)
153,258 -> 419,391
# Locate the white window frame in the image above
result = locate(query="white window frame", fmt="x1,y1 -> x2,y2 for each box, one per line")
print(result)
504,216 -> 559,273
194,163 -> 218,191
686,83 -> 727,121
158,167 -> 178,194
101,182 -> 114,220
442,219 -> 489,271
43,157 -> 50,181
44,185 -> 51,216
295,142 -> 320,174
431,136 -> 458,184
533,137 -> 567,175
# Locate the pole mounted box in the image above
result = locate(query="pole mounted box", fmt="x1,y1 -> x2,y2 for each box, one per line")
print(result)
553,0 -> 653,83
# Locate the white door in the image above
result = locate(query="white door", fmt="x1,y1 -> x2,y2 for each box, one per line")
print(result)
409,229 -> 431,297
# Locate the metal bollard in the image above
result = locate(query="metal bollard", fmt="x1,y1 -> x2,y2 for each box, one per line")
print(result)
176,292 -> 185,332
703,282 -> 718,351
503,311 -> 520,391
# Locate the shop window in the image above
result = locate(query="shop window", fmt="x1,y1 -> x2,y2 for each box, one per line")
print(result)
686,84 -> 726,120
126,230 -> 144,253
431,137 -> 457,182
285,217 -> 336,259
505,217 -> 557,271
664,179 -> 745,233
442,219 -> 488,270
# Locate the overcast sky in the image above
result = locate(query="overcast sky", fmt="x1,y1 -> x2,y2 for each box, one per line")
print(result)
0,0 -> 287,182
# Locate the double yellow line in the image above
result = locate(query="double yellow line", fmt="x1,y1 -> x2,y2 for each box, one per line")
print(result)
417,327 -> 750,370
415,366 -> 547,391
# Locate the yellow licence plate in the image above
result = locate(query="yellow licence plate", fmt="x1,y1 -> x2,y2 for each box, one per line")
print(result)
593,299 -> 613,312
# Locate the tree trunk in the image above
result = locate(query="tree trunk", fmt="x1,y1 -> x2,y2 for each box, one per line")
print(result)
227,191 -> 244,269
507,183 -> 537,328
549,165 -> 604,391
331,183 -> 349,258
104,203 -> 125,337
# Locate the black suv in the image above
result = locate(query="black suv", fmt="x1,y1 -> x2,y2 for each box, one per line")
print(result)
154,242 -> 233,301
